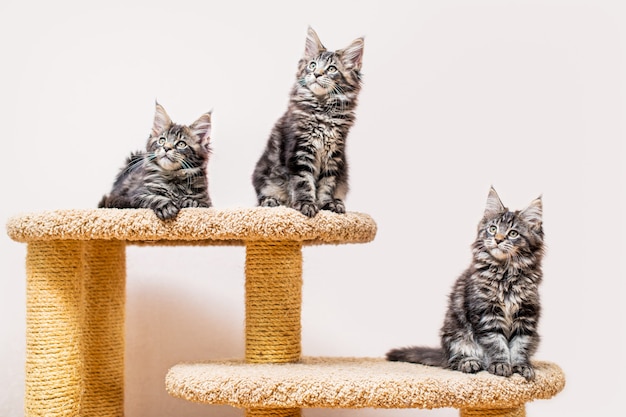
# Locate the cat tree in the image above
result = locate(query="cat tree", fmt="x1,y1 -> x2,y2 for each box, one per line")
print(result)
6,207 -> 565,417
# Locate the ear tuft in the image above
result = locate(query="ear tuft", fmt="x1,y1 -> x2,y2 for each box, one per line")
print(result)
520,195 -> 543,229
340,37 -> 364,71
304,26 -> 325,59
190,111 -> 212,149
484,186 -> 506,218
152,101 -> 172,136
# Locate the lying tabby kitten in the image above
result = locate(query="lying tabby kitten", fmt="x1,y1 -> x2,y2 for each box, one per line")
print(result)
99,102 -> 212,220
252,27 -> 364,217
387,187 -> 544,381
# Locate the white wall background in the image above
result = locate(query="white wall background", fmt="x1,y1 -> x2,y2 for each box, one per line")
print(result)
1,0 -> 624,416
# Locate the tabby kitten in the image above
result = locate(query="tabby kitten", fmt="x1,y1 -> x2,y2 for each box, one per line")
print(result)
387,187 -> 544,381
99,102 -> 212,220
252,26 -> 364,217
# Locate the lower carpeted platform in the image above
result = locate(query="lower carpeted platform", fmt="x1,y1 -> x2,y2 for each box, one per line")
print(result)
165,357 -> 565,410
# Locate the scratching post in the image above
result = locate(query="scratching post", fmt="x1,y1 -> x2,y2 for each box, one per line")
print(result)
461,408 -> 525,417
7,207 -> 564,417
25,240 -> 125,417
245,241 -> 302,417
245,241 -> 302,364
246,408 -> 301,417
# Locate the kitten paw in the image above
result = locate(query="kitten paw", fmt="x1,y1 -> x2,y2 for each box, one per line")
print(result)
294,201 -> 318,217
180,199 -> 210,209
259,197 -> 280,207
513,364 -> 535,381
488,362 -> 513,377
154,202 -> 179,221
321,199 -> 346,214
181,199 -> 200,208
458,359 -> 482,374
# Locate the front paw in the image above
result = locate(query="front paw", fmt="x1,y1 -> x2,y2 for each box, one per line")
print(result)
181,199 -> 199,208
488,361 -> 513,377
458,359 -> 482,374
513,364 -> 535,381
321,199 -> 345,214
154,202 -> 179,221
293,201 -> 318,217
259,197 -> 281,207
181,199 -> 210,208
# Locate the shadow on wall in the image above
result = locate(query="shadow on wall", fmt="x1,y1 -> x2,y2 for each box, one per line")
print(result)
119,244 -> 460,417
124,246 -> 245,417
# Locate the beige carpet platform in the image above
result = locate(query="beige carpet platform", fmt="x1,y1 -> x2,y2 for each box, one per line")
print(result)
6,207 -> 564,417
6,206 -> 377,245
166,357 -> 565,410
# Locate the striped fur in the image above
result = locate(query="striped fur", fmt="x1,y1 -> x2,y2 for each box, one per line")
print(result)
252,27 -> 364,217
99,102 -> 212,220
387,187 -> 544,381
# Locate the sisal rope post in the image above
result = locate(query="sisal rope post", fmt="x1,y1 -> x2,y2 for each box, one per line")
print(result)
244,241 -> 303,363
245,408 -> 301,417
80,240 -> 126,417
26,241 -> 83,417
245,240 -> 303,417
460,406 -> 526,417
25,240 -> 126,417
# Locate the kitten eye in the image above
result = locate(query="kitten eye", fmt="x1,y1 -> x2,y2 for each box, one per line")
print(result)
488,225 -> 498,234
508,230 -> 519,238
175,141 -> 187,149
327,65 -> 337,73
308,61 -> 316,71
157,136 -> 166,145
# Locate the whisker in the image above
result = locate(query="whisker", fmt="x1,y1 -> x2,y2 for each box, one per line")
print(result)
120,153 -> 148,176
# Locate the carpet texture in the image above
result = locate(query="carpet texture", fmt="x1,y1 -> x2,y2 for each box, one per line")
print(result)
6,207 -> 378,245
165,357 -> 566,410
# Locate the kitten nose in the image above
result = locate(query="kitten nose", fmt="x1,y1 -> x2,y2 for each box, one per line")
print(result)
495,233 -> 505,243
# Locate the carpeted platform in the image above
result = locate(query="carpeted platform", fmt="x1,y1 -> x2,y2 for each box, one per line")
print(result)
165,357 -> 565,410
6,207 -> 377,245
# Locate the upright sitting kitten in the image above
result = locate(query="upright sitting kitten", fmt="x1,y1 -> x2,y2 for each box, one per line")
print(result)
387,187 -> 544,381
99,102 -> 212,220
252,27 -> 364,217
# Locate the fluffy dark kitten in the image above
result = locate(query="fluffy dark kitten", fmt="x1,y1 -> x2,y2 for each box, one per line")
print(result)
252,26 -> 364,217
387,187 -> 544,381
99,102 -> 212,220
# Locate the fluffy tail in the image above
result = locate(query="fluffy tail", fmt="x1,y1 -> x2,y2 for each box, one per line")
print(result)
385,346 -> 445,367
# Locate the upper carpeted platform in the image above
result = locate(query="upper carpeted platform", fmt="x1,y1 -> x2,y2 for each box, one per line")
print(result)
6,207 -> 377,245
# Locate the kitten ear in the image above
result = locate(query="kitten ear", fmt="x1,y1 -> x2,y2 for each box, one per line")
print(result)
339,37 -> 364,71
304,26 -> 325,59
152,101 -> 172,136
190,111 -> 212,148
484,186 -> 506,218
520,195 -> 543,230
